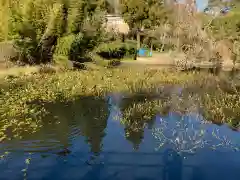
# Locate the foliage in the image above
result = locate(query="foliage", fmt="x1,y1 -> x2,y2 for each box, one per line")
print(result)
69,15 -> 106,62
7,0 -> 67,64
206,10 -> 240,63
0,68 -> 198,140
95,40 -> 137,59
119,0 -> 171,29
1,68 -> 240,141
54,34 -> 76,57
0,0 -> 106,64
208,13 -> 240,41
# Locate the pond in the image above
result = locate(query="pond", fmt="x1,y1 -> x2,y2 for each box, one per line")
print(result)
0,93 -> 240,180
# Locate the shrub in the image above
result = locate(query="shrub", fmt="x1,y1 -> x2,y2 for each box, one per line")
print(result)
68,33 -> 94,63
1,0 -> 106,65
68,9 -> 106,63
95,40 -> 137,59
54,34 -> 76,57
9,1 -> 67,64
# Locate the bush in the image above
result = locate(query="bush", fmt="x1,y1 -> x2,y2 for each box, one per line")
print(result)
68,14 -> 106,63
2,0 -> 106,65
54,34 -> 76,57
68,33 -> 94,63
9,1 -> 67,64
95,40 -> 137,59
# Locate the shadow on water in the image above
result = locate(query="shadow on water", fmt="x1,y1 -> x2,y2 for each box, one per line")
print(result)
162,149 -> 182,180
35,96 -> 109,156
0,89 -> 240,180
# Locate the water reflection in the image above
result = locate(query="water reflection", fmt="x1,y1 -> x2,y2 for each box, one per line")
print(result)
191,167 -> 205,180
0,93 -> 240,180
162,149 -> 182,180
119,94 -> 158,150
45,96 -> 108,156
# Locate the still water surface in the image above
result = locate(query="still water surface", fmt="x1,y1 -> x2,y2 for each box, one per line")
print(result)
0,94 -> 240,180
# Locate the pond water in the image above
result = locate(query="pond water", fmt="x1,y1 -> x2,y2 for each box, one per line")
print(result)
0,94 -> 240,180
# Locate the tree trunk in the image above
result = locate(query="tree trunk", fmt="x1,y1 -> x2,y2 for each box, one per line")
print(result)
137,31 -> 140,50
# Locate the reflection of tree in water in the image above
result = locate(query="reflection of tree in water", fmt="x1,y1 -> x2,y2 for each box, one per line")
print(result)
163,149 -> 182,180
120,94 -> 158,150
42,96 -> 109,155
124,126 -> 144,150
75,97 -> 109,155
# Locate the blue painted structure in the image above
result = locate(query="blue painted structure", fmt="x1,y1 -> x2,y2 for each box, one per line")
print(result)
138,48 -> 152,57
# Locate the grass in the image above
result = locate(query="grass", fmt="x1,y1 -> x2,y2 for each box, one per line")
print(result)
0,66 -> 39,78
0,67 -> 239,142
120,57 -> 136,61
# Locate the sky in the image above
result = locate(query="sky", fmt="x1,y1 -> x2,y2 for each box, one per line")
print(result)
177,0 -> 209,11
196,0 -> 209,11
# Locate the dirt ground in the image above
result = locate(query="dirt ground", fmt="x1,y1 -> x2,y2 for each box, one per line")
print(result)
122,52 -> 240,71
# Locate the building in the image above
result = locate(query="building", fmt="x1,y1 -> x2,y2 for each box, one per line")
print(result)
105,14 -> 129,34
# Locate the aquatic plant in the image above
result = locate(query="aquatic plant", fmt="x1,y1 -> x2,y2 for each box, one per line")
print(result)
0,68 -> 239,141
22,153 -> 32,180
0,151 -> 10,161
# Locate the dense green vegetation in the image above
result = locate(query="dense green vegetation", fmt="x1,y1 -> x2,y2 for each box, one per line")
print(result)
0,0 -> 240,66
0,0 -> 137,66
119,0 -> 170,29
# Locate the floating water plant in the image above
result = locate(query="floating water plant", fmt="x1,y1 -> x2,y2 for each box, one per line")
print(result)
0,68 -> 239,140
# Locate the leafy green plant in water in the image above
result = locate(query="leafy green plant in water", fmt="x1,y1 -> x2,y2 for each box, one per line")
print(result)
22,153 -> 32,180
0,68 -> 239,141
200,90 -> 240,129
0,151 -> 10,161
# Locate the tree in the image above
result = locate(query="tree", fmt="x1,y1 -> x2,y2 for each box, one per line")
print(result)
119,0 -> 170,30
4,0 -> 107,64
